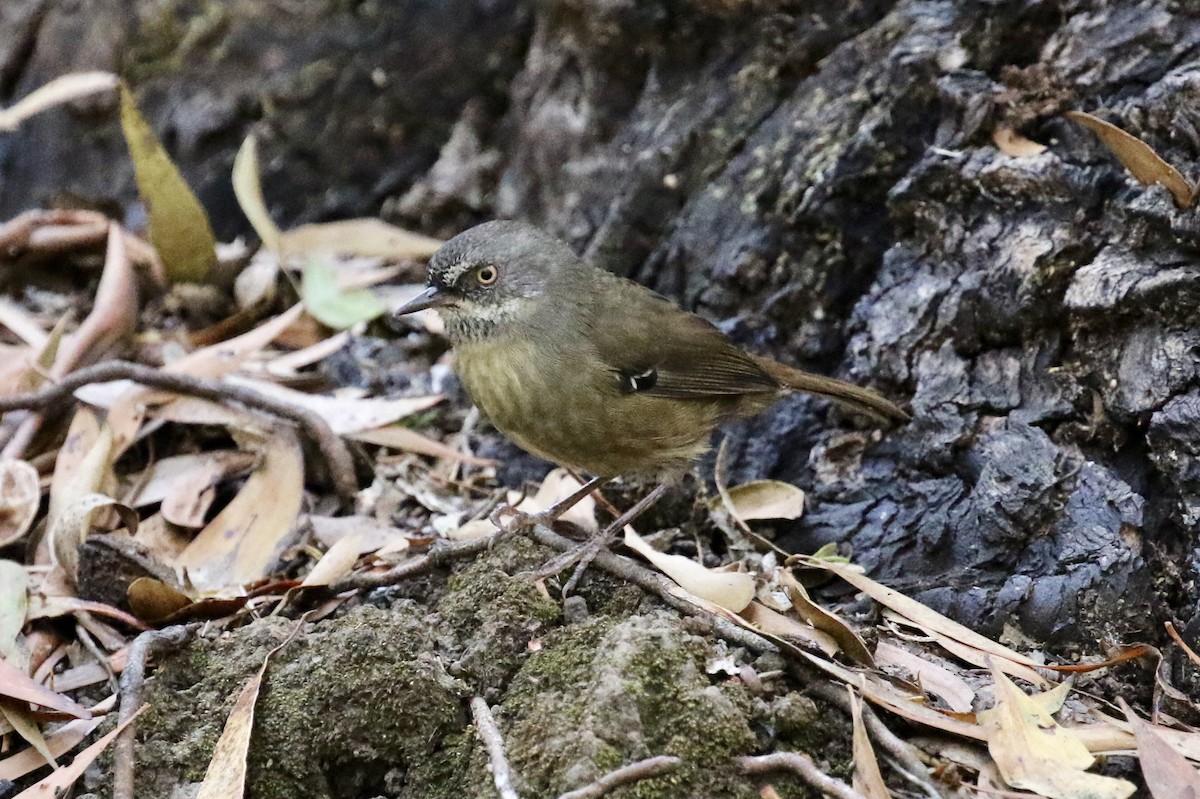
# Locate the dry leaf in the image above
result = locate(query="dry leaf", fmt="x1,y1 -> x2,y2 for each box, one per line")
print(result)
301,259 -> 385,329
196,627 -> 299,799
129,451 -> 256,518
0,696 -> 110,781
0,71 -> 118,131
1066,110 -> 1195,208
796,557 -> 1051,683
120,84 -> 216,281
232,134 -> 283,254
0,657 -> 89,718
47,411 -> 113,527
281,218 -> 441,260
624,527 -> 755,612
1118,698 -> 1200,799
301,533 -> 364,587
874,642 -> 975,713
0,560 -> 29,664
993,126 -> 1047,157
980,663 -> 1135,799
351,423 -> 497,467
0,461 -> 39,547
225,376 -> 443,435
53,224 -> 138,376
780,569 -> 873,667
46,494 -> 138,583
12,704 -> 145,799
0,699 -> 56,770
738,601 -> 839,656
848,687 -> 891,799
722,480 -> 805,522
176,431 -> 304,591
127,577 -> 192,624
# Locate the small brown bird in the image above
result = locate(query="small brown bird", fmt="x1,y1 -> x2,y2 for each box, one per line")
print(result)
394,221 -> 906,580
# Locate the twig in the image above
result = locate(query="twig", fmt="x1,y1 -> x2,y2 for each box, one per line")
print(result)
73,620 -> 118,695
558,755 -> 682,799
0,360 -> 358,501
470,696 -> 521,799
330,533 -> 500,592
525,523 -> 781,655
736,753 -> 869,799
113,625 -> 194,799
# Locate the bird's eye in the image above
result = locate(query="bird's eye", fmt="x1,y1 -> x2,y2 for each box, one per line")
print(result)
476,265 -> 499,286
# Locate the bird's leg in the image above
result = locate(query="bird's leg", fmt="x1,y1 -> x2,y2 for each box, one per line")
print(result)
489,475 -> 606,535
526,481 -> 672,594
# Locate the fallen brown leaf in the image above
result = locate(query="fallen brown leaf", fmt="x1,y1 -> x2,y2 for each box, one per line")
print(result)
1066,110 -> 1195,208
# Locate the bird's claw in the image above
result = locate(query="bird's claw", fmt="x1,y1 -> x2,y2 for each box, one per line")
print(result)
488,505 -> 556,537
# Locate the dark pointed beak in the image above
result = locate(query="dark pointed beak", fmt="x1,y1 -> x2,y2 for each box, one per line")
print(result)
393,285 -> 453,316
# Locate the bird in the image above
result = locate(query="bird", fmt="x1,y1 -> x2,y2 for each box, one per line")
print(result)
392,220 -> 907,585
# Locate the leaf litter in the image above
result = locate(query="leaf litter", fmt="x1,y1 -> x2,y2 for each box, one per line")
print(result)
0,69 -> 1192,799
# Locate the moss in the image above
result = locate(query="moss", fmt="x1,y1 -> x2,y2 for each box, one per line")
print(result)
500,611 -> 760,798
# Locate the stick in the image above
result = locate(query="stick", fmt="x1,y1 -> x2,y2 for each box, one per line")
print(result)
471,696 -> 521,799
113,625 -> 194,799
330,533 -> 500,592
557,755 -> 681,799
736,753 -> 870,799
0,360 -> 358,501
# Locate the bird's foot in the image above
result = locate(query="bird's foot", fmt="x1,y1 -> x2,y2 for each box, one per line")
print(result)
488,504 -> 554,537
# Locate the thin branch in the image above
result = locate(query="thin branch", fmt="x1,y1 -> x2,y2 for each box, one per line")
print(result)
525,523 -> 781,656
736,753 -> 869,799
471,696 -> 521,799
330,533 -> 499,592
0,360 -> 358,501
558,755 -> 682,799
113,625 -> 194,799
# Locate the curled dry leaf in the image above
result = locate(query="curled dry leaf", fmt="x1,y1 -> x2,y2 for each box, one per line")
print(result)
738,601 -> 839,656
232,134 -> 283,254
1066,110 -> 1195,208
52,223 -> 138,377
720,480 -> 805,523
0,461 -> 39,547
0,657 -> 90,719
993,126 -> 1047,157
981,663 -> 1135,799
624,527 -> 755,612
0,699 -> 56,770
120,83 -> 216,281
0,71 -> 119,131
47,494 -> 138,583
780,568 -> 874,667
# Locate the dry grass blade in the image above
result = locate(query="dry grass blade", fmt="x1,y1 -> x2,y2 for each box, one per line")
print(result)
1166,622 -> 1200,667
1066,110 -> 1195,208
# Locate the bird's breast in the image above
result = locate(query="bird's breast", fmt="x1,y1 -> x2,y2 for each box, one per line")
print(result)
454,336 -> 726,478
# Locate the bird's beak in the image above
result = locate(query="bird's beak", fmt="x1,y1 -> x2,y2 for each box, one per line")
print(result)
393,285 -> 453,316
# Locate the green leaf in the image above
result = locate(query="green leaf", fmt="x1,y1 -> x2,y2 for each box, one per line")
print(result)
301,260 -> 385,329
119,83 -> 216,282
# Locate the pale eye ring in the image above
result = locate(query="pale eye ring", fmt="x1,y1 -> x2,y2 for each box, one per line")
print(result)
476,265 -> 499,286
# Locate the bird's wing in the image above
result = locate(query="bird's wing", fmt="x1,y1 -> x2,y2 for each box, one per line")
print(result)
585,283 -> 779,399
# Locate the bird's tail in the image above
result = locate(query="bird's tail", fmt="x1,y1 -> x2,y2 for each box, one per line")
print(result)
754,356 -> 910,424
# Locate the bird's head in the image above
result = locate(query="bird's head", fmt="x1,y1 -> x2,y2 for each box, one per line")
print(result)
392,220 -> 576,343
